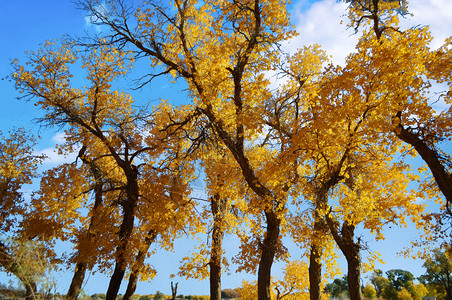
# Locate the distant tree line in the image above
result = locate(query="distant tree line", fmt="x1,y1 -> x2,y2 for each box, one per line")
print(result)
324,248 -> 452,300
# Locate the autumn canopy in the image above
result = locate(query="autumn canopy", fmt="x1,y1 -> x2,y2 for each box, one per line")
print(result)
1,0 -> 451,300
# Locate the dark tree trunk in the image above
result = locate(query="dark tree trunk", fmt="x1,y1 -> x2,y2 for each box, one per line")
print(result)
210,194 -> 226,300
123,229 -> 157,300
106,170 -> 139,300
344,247 -> 362,300
395,114 -> 452,210
309,243 -> 322,300
24,282 -> 37,300
309,185 -> 331,300
171,281 -> 178,300
67,262 -> 88,300
309,214 -> 328,300
257,211 -> 281,300
326,217 -> 363,300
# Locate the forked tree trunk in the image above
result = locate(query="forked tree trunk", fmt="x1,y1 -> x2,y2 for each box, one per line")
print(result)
123,229 -> 157,300
210,194 -> 226,300
171,281 -> 178,300
257,210 -> 281,300
326,217 -> 363,300
341,222 -> 362,300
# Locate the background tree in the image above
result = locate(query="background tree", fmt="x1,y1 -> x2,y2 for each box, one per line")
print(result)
386,269 -> 415,293
273,260 -> 310,300
153,291 -> 164,300
0,129 -> 44,299
419,248 -> 452,300
324,276 -> 349,299
0,238 -> 56,300
362,283 -> 377,300
370,270 -> 391,298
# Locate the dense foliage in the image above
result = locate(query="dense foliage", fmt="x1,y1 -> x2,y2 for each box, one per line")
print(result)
1,0 -> 451,300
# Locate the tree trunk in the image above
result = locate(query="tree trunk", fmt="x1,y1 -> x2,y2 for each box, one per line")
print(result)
326,217 -> 363,300
446,284 -> 451,300
24,281 -> 37,300
67,153 -> 105,300
67,262 -> 88,300
309,243 -> 322,300
123,229 -> 157,300
171,281 -> 178,300
344,247 -> 362,300
309,185 -> 331,300
394,114 -> 452,208
106,171 -> 139,300
210,194 -> 226,300
257,210 -> 281,300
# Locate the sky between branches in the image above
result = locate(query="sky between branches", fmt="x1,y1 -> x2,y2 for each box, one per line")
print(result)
0,0 -> 451,296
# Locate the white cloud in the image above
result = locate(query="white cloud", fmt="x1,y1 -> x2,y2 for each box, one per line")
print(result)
35,132 -> 79,166
84,3 -> 108,33
287,0 -> 452,65
51,132 -> 67,144
39,147 -> 78,165
400,0 -> 452,49
287,0 -> 358,66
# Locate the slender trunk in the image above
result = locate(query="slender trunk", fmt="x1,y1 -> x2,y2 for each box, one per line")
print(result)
447,283 -> 451,300
257,210 -> 281,300
210,194 -> 226,300
24,282 -> 37,300
123,229 -> 157,300
67,262 -> 88,300
309,211 -> 326,300
67,154 -> 105,300
106,171 -> 139,300
171,281 -> 178,300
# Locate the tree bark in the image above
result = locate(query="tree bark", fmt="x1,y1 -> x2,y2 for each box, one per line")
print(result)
210,194 -> 226,300
309,185 -> 333,300
67,262 -> 88,300
106,169 -> 139,300
326,217 -> 363,300
123,229 -> 157,300
344,246 -> 362,300
24,282 -> 37,300
171,281 -> 178,300
394,115 -> 452,210
309,243 -> 322,300
257,211 -> 281,300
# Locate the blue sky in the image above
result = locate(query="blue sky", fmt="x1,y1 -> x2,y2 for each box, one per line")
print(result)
1,0 -> 451,296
